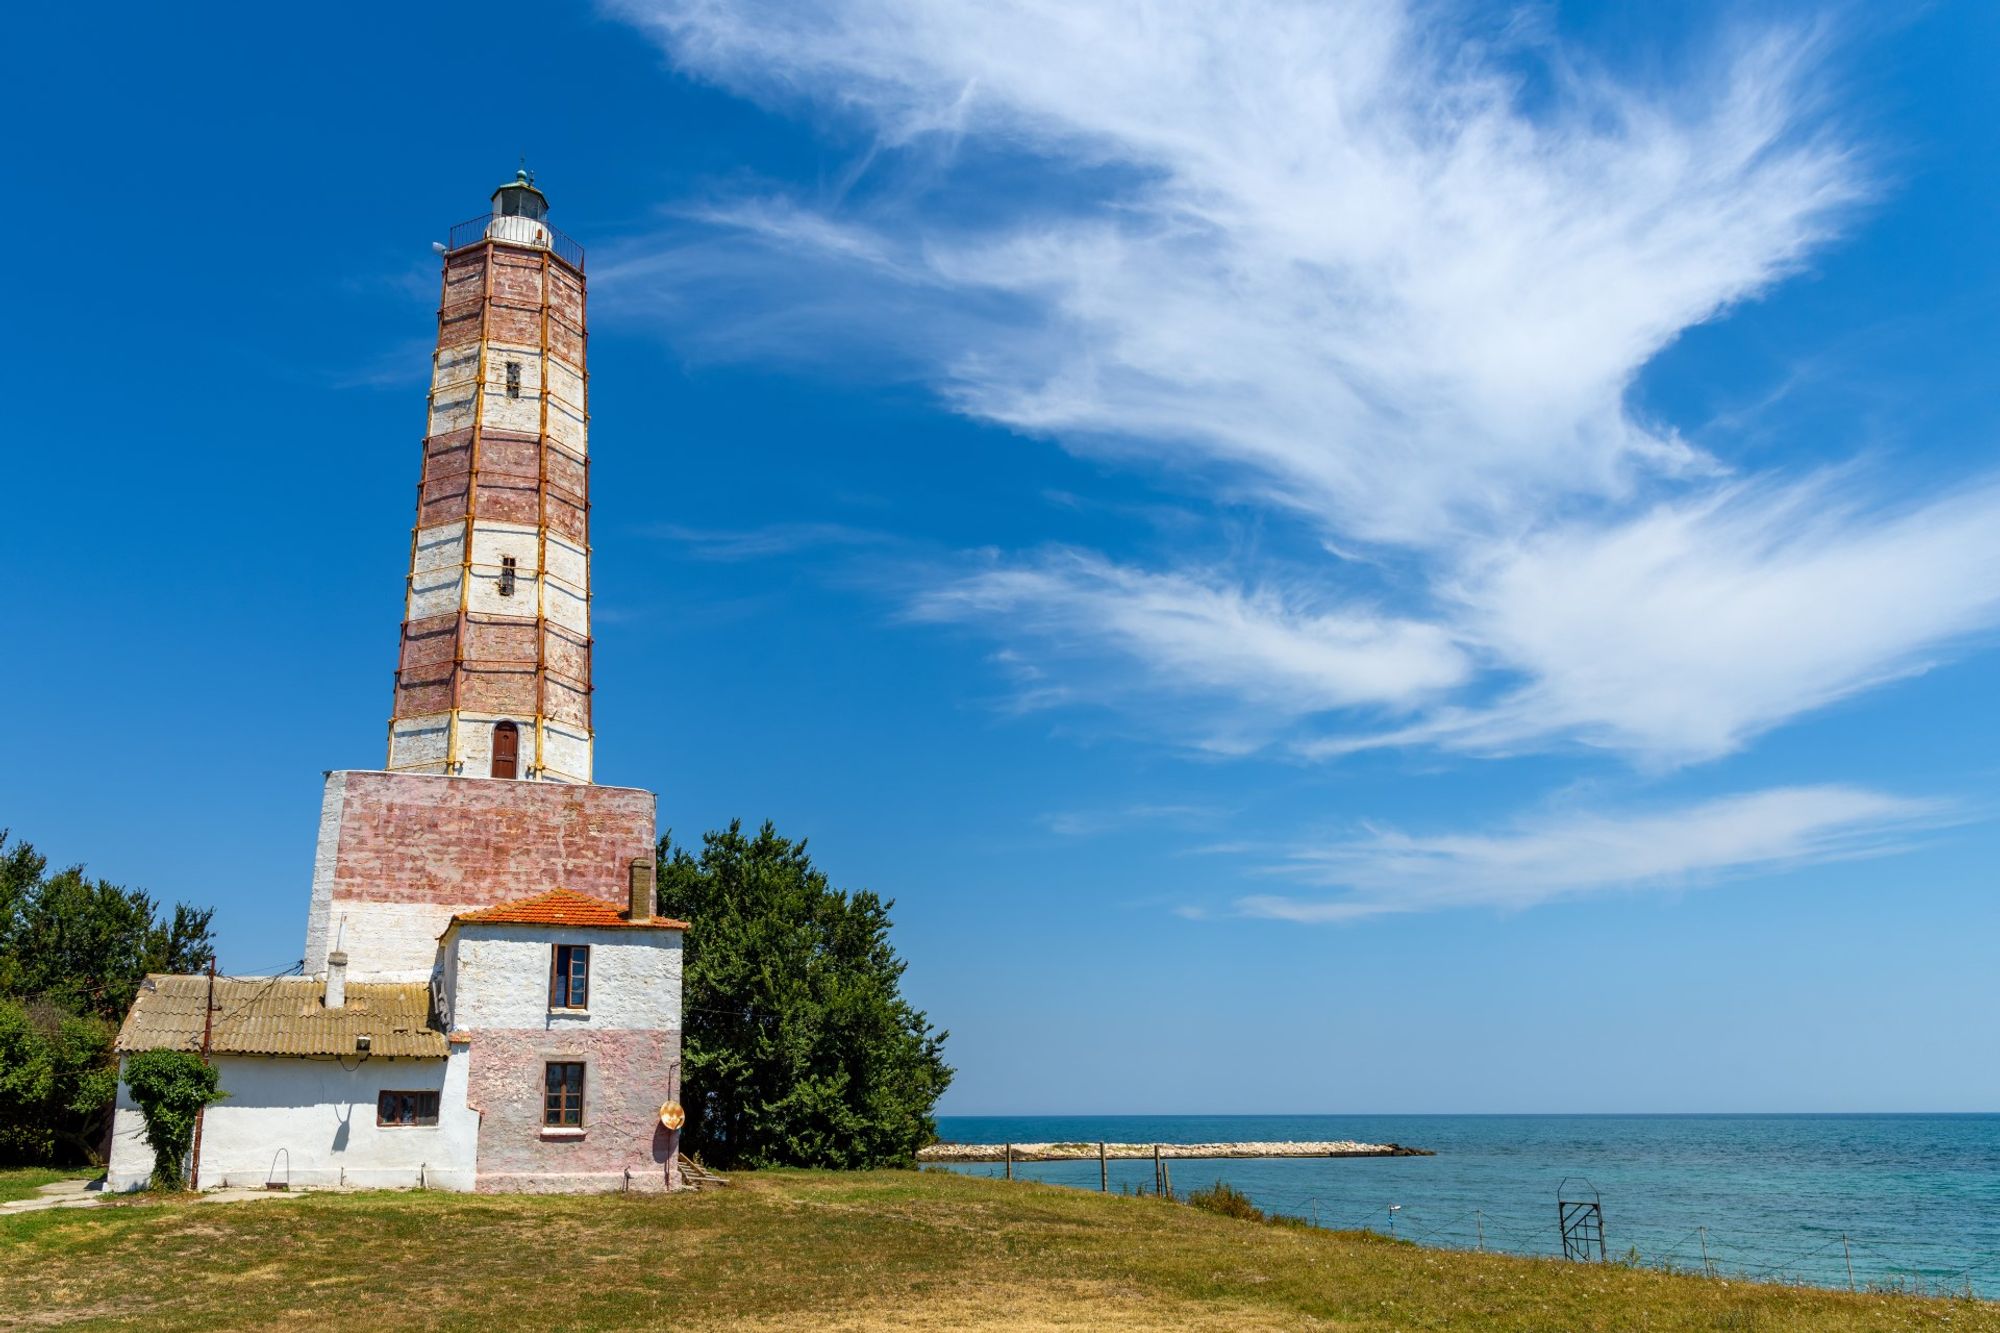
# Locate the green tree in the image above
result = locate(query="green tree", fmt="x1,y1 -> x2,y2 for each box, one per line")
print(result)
0,999 -> 118,1164
0,830 -> 214,1023
0,834 -> 47,1000
0,830 -> 217,1165
120,1048 -> 224,1190
656,821 -> 952,1170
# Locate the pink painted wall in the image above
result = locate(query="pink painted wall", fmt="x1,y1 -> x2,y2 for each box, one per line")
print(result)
326,772 -> 654,908
468,1027 -> 681,1192
304,771 -> 660,976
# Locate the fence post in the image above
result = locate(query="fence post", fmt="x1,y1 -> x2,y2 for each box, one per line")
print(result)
1476,1210 -> 1484,1252
1099,1142 -> 1108,1193
1699,1227 -> 1710,1278
1844,1235 -> 1854,1292
1005,1143 -> 1013,1182
1153,1144 -> 1162,1195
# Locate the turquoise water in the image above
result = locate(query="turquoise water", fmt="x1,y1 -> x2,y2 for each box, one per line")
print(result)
935,1114 -> 2000,1296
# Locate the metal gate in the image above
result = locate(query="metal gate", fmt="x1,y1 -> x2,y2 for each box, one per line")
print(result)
1558,1178 -> 1605,1261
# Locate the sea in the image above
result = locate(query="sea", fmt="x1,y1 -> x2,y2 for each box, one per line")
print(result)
934,1114 -> 2000,1297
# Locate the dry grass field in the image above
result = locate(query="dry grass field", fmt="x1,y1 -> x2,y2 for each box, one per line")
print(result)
1,1167 -> 1993,1330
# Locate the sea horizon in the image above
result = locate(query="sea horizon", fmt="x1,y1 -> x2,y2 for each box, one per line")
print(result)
942,1110 -> 2000,1120
935,1112 -> 2000,1297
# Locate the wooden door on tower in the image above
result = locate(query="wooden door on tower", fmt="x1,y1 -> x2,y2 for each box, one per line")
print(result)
491,721 -> 519,778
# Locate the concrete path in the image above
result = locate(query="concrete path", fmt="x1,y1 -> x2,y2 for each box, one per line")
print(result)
0,1179 -> 312,1216
0,1179 -> 105,1216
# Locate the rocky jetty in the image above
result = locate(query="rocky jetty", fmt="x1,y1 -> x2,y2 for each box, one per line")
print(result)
918,1140 -> 1432,1163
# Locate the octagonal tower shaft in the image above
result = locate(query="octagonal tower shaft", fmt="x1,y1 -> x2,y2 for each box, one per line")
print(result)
387,181 -> 592,783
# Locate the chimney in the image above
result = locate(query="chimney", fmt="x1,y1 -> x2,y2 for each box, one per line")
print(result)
325,951 -> 348,1009
628,858 -> 654,923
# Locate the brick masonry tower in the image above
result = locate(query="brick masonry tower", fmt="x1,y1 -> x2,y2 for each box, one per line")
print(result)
387,171 -> 594,784
302,176 -> 658,984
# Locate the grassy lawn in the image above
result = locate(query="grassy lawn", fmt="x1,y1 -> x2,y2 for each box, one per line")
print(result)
0,1166 -> 101,1205
0,1169 -> 1991,1330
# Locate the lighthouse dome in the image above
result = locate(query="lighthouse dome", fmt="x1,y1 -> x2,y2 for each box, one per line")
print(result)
487,169 -> 551,248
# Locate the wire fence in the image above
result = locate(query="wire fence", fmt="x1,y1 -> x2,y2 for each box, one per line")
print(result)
941,1157 -> 2000,1300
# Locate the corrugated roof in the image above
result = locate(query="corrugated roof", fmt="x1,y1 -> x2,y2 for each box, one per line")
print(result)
447,886 -> 690,932
116,975 -> 447,1058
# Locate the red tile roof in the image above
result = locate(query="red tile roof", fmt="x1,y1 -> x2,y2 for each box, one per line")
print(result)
447,887 -> 689,932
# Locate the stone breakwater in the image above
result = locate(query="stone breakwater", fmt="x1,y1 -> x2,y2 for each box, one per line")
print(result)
918,1140 -> 1433,1163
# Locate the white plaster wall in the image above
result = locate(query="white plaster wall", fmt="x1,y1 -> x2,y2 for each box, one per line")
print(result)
539,724 -> 592,783
453,925 -> 681,1032
412,523 -> 585,625
446,714 -> 539,782
407,523 -> 466,620
412,522 -> 463,575
547,359 -> 585,427
428,339 -> 580,445
548,395 -> 586,451
302,773 -> 348,974
482,342 -> 545,388
545,578 -> 590,636
388,715 -> 450,772
431,341 -> 582,442
544,534 -> 588,597
433,342 -> 479,392
106,1098 -> 151,1192
482,383 -> 543,436
107,1051 -> 479,1192
428,349 -> 479,436
437,933 -> 462,1028
466,524 -> 544,617
331,900 -> 487,983
388,717 -> 587,784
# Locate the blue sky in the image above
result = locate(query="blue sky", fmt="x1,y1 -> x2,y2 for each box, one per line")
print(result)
5,1 -> 1996,1113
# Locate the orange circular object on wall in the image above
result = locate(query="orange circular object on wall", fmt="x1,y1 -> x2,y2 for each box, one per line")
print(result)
659,1101 -> 686,1130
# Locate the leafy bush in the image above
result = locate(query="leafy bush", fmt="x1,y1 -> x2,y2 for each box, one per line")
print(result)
121,1049 -> 224,1190
1187,1179 -> 1266,1222
656,821 -> 952,1170
0,999 -> 116,1164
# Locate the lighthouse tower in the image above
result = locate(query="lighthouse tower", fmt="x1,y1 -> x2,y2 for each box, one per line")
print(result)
388,170 -> 594,784
110,170 -> 684,1196
302,177 -> 657,984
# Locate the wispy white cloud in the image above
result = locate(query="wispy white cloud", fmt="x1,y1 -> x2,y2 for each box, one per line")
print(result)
1041,801 -> 1230,839
1237,785 -> 1950,921
608,0 -> 1856,535
1304,475 -> 2000,764
605,0 -> 2000,767
909,549 -> 1469,722
1454,477 -> 2000,760
648,520 -> 897,561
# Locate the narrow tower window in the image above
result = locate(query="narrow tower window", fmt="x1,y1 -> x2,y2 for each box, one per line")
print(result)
491,721 -> 519,779
505,361 -> 521,398
498,555 -> 517,598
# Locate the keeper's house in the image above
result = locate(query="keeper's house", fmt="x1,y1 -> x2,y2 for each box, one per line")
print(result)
106,174 -> 691,1193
